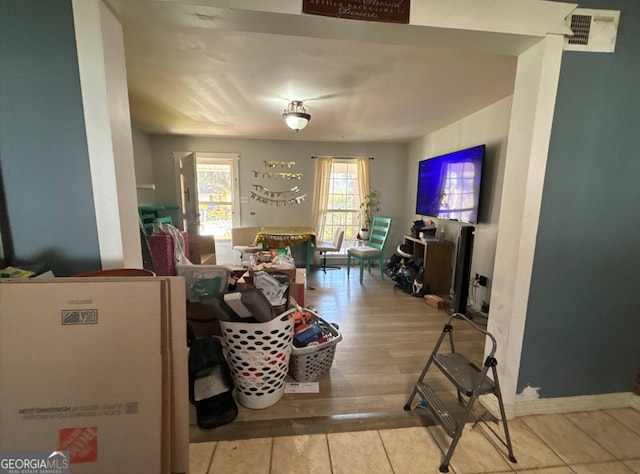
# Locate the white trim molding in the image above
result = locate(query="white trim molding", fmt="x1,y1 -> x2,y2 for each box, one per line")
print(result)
480,392 -> 640,420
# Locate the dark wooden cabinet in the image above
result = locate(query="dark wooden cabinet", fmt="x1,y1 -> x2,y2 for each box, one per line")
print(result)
403,235 -> 453,295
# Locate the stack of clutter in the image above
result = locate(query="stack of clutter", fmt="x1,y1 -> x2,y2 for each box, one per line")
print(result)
248,248 -> 297,283
193,269 -> 343,412
199,288 -> 295,409
252,271 -> 291,314
411,219 -> 436,239
249,248 -> 295,271
385,241 -> 426,297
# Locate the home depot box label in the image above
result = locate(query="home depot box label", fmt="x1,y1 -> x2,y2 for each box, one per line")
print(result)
0,279 -> 165,473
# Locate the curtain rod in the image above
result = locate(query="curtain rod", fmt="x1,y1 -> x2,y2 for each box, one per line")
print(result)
311,155 -> 374,160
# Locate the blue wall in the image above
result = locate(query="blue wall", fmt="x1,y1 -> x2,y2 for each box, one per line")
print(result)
0,0 -> 101,276
519,0 -> 640,397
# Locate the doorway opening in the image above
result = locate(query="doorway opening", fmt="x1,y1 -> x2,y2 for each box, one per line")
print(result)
178,153 -> 240,264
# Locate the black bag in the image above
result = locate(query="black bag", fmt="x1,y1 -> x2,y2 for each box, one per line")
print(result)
187,331 -> 238,429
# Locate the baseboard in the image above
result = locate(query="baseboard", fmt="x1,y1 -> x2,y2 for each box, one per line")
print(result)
632,393 -> 640,410
479,392 -> 639,419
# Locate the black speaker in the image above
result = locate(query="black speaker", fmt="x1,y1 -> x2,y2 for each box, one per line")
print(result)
451,226 -> 474,314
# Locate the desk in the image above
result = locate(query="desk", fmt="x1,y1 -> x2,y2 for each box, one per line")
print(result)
254,226 -> 316,274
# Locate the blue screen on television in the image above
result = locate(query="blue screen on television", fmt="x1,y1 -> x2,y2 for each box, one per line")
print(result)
415,144 -> 485,224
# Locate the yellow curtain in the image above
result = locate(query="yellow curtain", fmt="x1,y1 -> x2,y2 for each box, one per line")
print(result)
357,157 -> 370,228
311,157 -> 333,235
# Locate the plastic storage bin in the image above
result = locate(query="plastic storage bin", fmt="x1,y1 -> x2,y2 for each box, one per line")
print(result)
176,264 -> 231,302
219,309 -> 295,409
289,309 -> 342,382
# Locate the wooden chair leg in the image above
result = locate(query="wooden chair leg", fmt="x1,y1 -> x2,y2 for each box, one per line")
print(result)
347,254 -> 351,275
359,260 -> 365,283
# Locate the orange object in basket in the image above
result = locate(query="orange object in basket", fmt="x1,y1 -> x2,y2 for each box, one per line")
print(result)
294,323 -> 310,334
294,310 -> 312,326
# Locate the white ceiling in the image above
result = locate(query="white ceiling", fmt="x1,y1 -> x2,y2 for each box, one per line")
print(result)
106,1 -> 532,143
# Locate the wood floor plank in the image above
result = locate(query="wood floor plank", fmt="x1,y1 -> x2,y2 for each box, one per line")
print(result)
190,268 -> 486,442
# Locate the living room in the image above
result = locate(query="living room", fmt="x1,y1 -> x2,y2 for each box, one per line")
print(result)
1,0 -> 638,467
123,0 -> 562,420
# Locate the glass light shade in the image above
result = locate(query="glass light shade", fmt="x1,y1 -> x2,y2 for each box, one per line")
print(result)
284,112 -> 310,131
283,101 -> 311,131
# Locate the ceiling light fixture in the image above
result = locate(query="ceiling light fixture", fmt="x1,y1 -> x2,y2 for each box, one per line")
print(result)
283,101 -> 311,131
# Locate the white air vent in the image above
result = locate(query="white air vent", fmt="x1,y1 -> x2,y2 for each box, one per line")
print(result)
564,8 -> 620,53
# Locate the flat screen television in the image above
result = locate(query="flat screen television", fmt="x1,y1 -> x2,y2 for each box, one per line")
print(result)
415,144 -> 485,224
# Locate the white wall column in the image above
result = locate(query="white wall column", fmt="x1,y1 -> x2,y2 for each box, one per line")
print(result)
488,35 -> 565,415
72,0 -> 142,269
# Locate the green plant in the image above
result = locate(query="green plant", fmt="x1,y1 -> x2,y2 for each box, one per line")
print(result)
359,190 -> 380,231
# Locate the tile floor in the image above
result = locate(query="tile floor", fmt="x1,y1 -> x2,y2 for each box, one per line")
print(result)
189,407 -> 640,474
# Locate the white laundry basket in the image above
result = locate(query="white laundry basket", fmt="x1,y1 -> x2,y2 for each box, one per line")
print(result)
289,309 -> 342,382
219,309 -> 295,409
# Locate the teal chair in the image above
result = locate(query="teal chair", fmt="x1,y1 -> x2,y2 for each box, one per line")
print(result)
346,217 -> 392,284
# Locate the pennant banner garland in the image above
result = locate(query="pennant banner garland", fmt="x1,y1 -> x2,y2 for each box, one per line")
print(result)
250,192 -> 307,206
252,170 -> 303,180
264,160 -> 296,168
252,184 -> 301,198
252,159 -> 305,206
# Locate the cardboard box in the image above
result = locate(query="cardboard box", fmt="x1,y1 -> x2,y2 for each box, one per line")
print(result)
163,277 -> 189,474
238,269 -> 305,307
0,277 -> 188,474
289,281 -> 305,307
424,294 -> 446,309
188,234 -> 216,265
186,301 -> 222,338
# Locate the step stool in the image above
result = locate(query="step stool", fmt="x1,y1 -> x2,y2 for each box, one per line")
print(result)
403,313 -> 517,473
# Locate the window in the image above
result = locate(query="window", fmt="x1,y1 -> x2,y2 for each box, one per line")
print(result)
197,160 -> 234,239
438,162 -> 479,222
315,158 -> 369,252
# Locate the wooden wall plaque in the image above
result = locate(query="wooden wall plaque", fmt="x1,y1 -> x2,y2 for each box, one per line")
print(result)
302,0 -> 410,24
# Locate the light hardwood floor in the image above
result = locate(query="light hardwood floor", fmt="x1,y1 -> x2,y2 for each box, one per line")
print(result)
190,266 -> 488,442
